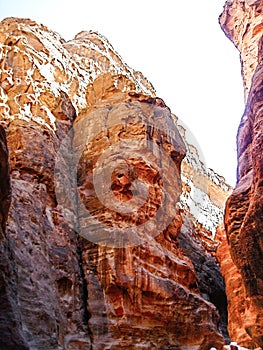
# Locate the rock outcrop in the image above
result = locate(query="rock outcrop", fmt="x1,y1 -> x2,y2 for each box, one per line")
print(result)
176,119 -> 232,341
219,0 -> 263,347
216,224 -> 256,348
220,0 -> 263,99
0,17 -> 231,349
73,94 -> 227,348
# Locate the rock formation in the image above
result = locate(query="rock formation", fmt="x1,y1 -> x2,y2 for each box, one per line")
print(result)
218,0 -> 263,347
0,17 -> 231,349
216,224 -> 254,348
173,119 -> 232,341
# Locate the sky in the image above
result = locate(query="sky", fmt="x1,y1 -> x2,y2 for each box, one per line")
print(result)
0,0 -> 245,186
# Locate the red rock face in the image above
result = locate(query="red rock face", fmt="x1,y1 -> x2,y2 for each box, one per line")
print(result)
220,0 -> 263,98
220,0 -> 263,347
0,18 -> 91,349
216,224 -> 257,348
72,92 -> 225,348
0,17 -> 229,349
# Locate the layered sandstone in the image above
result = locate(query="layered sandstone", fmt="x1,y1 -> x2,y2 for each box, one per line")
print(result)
175,119 -> 232,341
219,0 -> 263,347
0,17 -> 230,349
72,92 -> 227,348
0,17 -> 95,349
177,119 -> 232,238
216,224 -> 256,348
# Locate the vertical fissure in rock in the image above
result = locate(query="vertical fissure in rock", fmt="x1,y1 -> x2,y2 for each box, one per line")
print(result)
76,238 -> 94,347
69,118 -> 94,347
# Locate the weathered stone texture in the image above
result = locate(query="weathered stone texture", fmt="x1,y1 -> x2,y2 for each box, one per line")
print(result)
0,125 -> 29,350
0,17 -> 92,349
220,0 -> 263,347
216,224 -> 257,348
220,0 -> 263,98
175,119 -> 232,342
0,17 -> 230,349
73,92 -> 225,348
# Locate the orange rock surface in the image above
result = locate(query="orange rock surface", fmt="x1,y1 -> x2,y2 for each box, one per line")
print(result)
73,91 -> 225,348
0,17 -> 231,349
220,0 -> 263,98
219,0 -> 263,347
216,224 -> 257,348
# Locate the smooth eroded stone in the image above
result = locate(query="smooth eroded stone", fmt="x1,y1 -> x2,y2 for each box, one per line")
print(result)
220,1 -> 263,347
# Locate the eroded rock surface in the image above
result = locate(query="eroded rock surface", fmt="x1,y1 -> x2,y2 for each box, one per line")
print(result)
0,125 -> 27,350
220,0 -> 263,347
220,0 -> 263,98
72,92 -> 226,348
174,118 -> 232,342
216,224 -> 257,348
0,17 -> 230,349
0,17 -> 92,350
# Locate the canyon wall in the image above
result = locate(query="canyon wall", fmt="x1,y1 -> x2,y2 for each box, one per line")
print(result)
0,17 -> 231,349
218,0 -> 263,347
174,118 -> 232,341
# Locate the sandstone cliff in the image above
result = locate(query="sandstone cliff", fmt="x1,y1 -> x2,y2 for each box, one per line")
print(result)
177,121 -> 232,342
0,17 -> 230,349
218,0 -> 263,348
